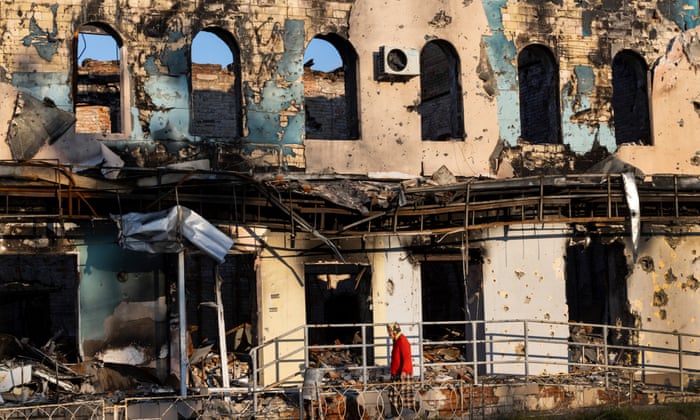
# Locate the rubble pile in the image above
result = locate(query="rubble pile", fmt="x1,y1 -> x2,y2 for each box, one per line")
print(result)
189,322 -> 254,388
569,324 -> 637,369
189,350 -> 251,388
309,343 -> 363,368
423,343 -> 474,382
0,334 -> 86,405
306,336 -> 475,386
569,324 -> 606,367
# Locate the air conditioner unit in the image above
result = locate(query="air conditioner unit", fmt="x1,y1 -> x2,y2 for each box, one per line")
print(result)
378,46 -> 420,77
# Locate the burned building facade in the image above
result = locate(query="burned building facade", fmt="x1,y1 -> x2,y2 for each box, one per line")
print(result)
0,0 -> 700,412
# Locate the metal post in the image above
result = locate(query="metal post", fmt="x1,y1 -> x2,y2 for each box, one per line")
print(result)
472,320 -> 478,385
524,320 -> 529,380
361,324 -> 368,384
275,339 -> 280,384
607,175 -> 611,217
674,175 -> 679,218
603,325 -> 609,388
214,267 -> 230,389
252,348 -> 259,413
304,324 -> 310,370
538,177 -> 544,221
418,322 -> 424,382
178,249 -> 187,397
678,333 -> 684,392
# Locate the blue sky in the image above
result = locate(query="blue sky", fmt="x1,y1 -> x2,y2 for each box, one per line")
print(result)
78,32 -> 342,72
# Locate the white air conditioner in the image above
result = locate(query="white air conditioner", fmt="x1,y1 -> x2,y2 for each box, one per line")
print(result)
378,46 -> 420,77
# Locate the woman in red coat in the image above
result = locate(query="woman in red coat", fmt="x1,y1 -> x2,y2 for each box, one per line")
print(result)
387,322 -> 414,416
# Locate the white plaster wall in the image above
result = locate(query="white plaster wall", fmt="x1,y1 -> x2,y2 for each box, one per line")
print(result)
616,27 -> 700,175
257,233 -> 413,385
305,0 -> 499,178
480,224 -> 570,375
628,229 -> 700,372
258,231 -> 308,385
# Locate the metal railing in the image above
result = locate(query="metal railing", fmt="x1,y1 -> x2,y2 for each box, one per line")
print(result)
249,319 -> 700,395
2,319 -> 698,419
0,400 -> 105,420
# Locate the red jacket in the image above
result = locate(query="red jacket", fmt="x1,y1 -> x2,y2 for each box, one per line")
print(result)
390,333 -> 413,376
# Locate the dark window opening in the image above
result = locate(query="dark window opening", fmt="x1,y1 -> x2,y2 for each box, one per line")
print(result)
305,263 -> 373,365
420,250 -> 484,374
191,29 -> 242,138
0,255 -> 79,362
518,45 -> 561,144
304,35 -> 359,140
566,239 -> 637,365
420,40 -> 465,140
74,25 -> 124,134
612,50 -> 651,146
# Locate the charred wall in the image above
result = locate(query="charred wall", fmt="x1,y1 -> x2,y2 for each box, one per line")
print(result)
185,253 -> 258,353
75,59 -> 121,133
0,0 -> 354,170
2,0 -> 699,175
0,254 -> 79,361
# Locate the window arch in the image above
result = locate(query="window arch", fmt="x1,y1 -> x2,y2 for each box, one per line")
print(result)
517,45 -> 561,144
303,34 -> 359,140
74,23 -> 130,135
612,50 -> 651,146
190,28 -> 242,138
420,40 -> 464,140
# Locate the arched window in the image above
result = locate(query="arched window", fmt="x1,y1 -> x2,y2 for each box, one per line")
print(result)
612,50 -> 651,145
74,24 -> 129,135
304,35 -> 359,140
518,45 -> 561,144
191,29 -> 242,138
420,40 -> 464,140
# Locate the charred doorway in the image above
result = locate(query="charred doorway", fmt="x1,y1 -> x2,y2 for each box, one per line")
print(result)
305,263 -> 373,365
185,253 -> 257,358
420,249 -> 485,374
0,254 -> 79,361
566,239 -> 636,363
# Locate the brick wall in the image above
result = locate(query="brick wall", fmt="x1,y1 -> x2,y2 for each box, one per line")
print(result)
303,67 -> 350,139
75,61 -> 241,136
191,63 -> 240,137
76,59 -> 121,134
76,105 -> 112,133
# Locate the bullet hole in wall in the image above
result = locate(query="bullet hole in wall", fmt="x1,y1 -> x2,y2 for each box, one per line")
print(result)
653,289 -> 668,307
639,256 -> 654,273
